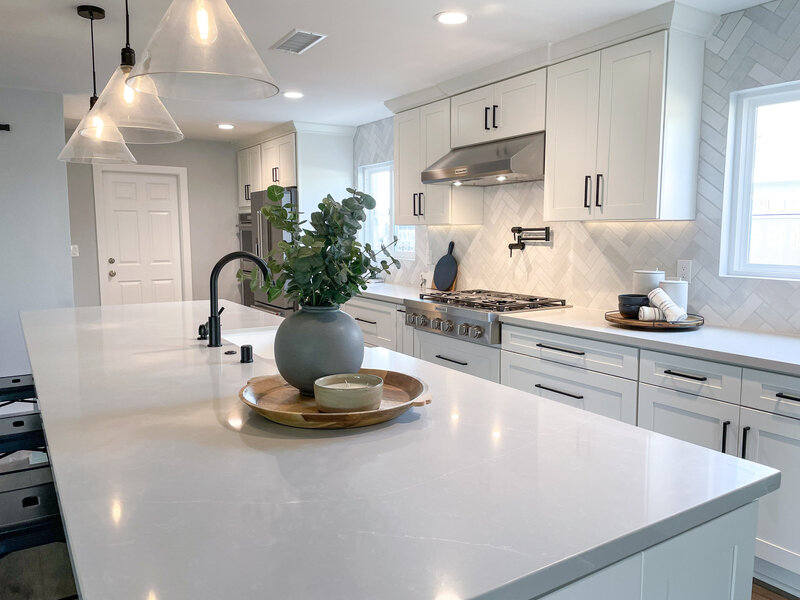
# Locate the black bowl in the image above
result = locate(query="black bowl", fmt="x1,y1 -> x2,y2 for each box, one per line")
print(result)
619,304 -> 642,318
618,294 -> 649,306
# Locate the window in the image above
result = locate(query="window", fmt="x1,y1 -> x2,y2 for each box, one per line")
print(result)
721,82 -> 800,280
359,161 -> 415,260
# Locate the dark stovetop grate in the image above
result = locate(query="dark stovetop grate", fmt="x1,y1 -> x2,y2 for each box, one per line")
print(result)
418,289 -> 567,312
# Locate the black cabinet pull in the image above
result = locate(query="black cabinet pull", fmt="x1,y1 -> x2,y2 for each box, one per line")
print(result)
419,192 -> 424,216
492,105 -> 499,128
275,166 -> 280,182
413,193 -> 418,216
776,392 -> 800,402
354,317 -> 377,325
663,369 -> 708,382
595,173 -> 603,207
536,343 -> 585,356
584,176 -> 591,208
435,354 -> 468,366
484,106 -> 490,131
741,426 -> 751,458
721,420 -> 731,453
244,184 -> 250,201
534,383 -> 584,400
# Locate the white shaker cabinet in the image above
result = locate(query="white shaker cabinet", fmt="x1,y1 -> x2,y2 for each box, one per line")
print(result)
342,296 -> 397,350
544,30 -> 702,221
415,330 -> 500,383
740,407 -> 800,577
237,145 -> 262,211
450,69 -> 546,148
261,133 -> 297,189
637,383 -> 740,455
394,100 -> 483,226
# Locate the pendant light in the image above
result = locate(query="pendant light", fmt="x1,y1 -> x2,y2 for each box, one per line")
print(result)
125,0 -> 279,101
79,0 -> 184,144
59,5 -> 136,164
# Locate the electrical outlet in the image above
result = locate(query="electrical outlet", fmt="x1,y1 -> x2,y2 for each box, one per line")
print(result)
677,259 -> 692,283
70,244 -> 80,257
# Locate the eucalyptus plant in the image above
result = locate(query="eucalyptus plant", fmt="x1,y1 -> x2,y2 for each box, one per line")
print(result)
241,185 -> 400,307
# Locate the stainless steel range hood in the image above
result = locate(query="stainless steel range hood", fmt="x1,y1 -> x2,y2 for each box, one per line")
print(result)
421,132 -> 545,186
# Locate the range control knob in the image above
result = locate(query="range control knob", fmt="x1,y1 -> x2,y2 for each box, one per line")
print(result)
406,312 -> 418,325
469,325 -> 484,339
458,323 -> 470,336
416,315 -> 429,327
431,318 -> 443,330
441,320 -> 455,333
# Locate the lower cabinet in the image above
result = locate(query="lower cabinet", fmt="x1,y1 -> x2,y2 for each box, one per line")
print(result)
395,308 -> 415,356
342,297 -> 397,350
740,406 -> 800,577
637,383 -> 740,456
501,351 -> 637,424
415,330 -> 500,382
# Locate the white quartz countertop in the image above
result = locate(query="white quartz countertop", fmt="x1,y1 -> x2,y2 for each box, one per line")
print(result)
499,307 -> 800,377
21,301 -> 779,600
360,281 -> 423,303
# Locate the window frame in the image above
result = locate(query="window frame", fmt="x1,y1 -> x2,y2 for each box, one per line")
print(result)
358,161 -> 415,261
721,81 -> 800,281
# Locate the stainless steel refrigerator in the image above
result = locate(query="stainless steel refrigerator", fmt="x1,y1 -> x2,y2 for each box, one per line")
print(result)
244,187 -> 298,317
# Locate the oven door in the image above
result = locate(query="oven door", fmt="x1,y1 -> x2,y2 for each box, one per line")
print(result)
414,330 -> 500,382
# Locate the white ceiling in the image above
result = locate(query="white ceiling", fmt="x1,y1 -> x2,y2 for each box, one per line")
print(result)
0,0 -> 757,142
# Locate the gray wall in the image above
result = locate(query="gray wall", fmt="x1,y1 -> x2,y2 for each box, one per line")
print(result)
0,87 -> 74,377
355,0 -> 800,335
67,138 -> 241,306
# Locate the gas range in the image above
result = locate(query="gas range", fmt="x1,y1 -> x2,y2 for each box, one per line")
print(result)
403,289 -> 568,346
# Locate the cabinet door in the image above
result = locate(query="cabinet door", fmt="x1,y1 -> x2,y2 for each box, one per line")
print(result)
237,149 -> 250,210
501,351 -> 637,424
543,53 -> 600,221
595,31 -> 666,220
740,407 -> 800,575
450,84 -> 494,148
415,330 -> 500,382
492,69 -> 546,140
276,134 -> 297,188
394,108 -> 422,226
341,297 -> 397,350
260,140 -> 278,188
247,145 -> 262,193
637,383 -> 740,455
396,309 -> 415,356
419,99 -> 451,225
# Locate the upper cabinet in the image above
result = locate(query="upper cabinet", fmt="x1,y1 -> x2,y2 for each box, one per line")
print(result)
544,30 -> 702,222
394,99 -> 483,226
237,144 -> 262,211
261,133 -> 297,189
450,69 -> 546,148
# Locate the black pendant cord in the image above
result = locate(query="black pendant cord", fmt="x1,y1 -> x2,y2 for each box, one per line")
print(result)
90,12 -> 98,107
120,0 -> 136,67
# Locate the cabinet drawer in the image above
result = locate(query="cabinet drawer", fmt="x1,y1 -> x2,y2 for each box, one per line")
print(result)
501,351 -> 637,424
639,350 -> 741,404
742,368 -> 800,420
502,325 -> 638,380
342,298 -> 397,351
637,383 -> 740,455
415,331 -> 500,382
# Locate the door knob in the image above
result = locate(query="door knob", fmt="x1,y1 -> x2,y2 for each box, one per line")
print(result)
108,257 -> 115,264
108,270 -> 117,277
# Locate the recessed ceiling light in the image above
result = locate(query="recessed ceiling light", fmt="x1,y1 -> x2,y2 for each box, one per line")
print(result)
435,11 -> 469,25
283,91 -> 304,99
218,123 -> 234,130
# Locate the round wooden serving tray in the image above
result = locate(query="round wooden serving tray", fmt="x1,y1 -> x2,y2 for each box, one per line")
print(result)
605,311 -> 704,330
239,369 -> 431,429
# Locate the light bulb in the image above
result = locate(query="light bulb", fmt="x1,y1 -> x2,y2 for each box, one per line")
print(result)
496,175 -> 507,181
192,0 -> 217,44
90,116 -> 104,139
123,84 -> 135,105
453,180 -> 462,186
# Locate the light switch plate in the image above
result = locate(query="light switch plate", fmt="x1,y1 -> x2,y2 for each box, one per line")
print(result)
677,259 -> 692,283
70,244 -> 80,257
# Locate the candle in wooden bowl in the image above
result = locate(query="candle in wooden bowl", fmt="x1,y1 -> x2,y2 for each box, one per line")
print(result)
313,373 -> 384,413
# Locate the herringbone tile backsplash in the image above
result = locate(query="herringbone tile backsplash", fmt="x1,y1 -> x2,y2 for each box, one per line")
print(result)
355,0 -> 800,335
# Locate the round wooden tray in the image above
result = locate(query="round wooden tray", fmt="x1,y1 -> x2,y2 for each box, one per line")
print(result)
605,311 -> 704,330
239,369 -> 431,429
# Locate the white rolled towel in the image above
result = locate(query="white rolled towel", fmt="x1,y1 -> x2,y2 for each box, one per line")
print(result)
647,288 -> 687,323
638,306 -> 666,322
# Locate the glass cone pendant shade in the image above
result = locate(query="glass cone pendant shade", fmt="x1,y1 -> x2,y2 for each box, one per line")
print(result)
80,65 -> 184,143
126,0 -> 279,101
58,105 -> 136,164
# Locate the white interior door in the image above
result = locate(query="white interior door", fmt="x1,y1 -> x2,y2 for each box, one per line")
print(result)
94,166 -> 191,305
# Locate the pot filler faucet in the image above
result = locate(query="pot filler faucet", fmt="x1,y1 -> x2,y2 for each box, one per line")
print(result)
205,251 -> 271,347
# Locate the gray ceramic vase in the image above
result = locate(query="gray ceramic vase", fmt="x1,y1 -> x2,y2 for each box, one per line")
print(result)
274,304 -> 365,394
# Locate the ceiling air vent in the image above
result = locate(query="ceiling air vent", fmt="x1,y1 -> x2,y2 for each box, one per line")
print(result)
270,29 -> 327,55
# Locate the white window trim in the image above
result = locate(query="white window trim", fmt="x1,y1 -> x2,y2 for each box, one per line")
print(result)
358,161 -> 415,261
721,80 -> 800,281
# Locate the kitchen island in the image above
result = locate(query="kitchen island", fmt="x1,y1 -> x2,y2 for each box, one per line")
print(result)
21,301 -> 779,600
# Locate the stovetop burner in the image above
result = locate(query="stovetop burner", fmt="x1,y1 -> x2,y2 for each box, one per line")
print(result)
418,289 -> 567,312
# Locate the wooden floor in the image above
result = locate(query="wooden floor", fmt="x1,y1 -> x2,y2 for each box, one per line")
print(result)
754,582 -> 799,600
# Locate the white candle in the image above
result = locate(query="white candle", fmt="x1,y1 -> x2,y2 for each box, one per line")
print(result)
324,381 -> 370,390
